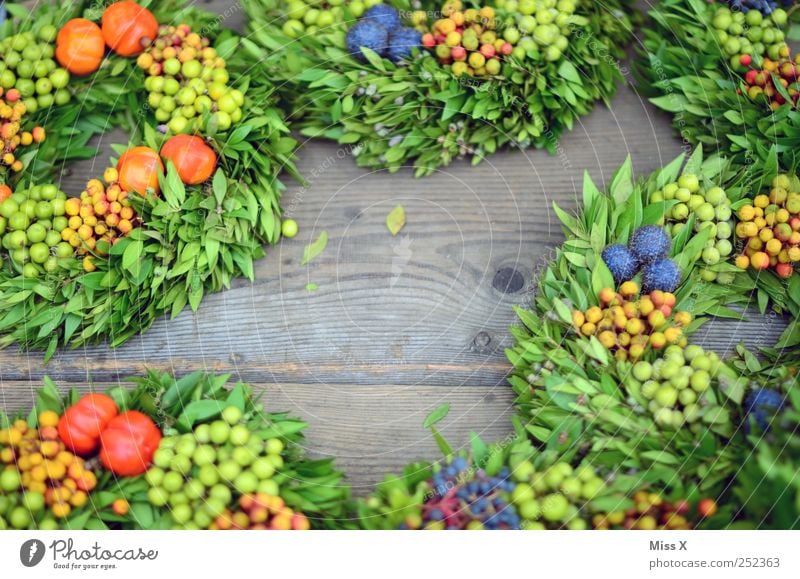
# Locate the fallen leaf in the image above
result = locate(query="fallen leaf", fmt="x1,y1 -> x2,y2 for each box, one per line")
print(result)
301,231 -> 328,265
305,283 -> 319,292
386,205 -> 406,236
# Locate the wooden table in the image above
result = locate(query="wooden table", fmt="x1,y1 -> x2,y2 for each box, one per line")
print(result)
0,1 -> 787,495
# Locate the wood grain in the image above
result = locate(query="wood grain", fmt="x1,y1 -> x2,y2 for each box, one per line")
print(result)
0,381 -> 516,495
0,0 -> 790,492
0,80 -> 787,384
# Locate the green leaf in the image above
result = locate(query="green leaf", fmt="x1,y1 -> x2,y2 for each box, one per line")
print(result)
592,258 -> 615,295
177,400 -> 225,431
557,60 -> 581,84
305,283 -> 319,292
385,205 -> 406,236
423,404 -> 450,428
301,231 -> 328,265
212,169 -> 227,205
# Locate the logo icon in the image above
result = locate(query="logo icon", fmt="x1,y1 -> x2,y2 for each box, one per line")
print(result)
20,539 -> 46,568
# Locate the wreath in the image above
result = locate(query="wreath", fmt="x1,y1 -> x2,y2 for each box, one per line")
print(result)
500,149 -> 800,529
242,0 -> 637,176
0,0 -> 297,359
636,0 -> 800,168
0,372 -> 350,530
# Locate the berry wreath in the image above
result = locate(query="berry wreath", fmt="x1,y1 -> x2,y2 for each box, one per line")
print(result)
0,371 -> 351,530
636,0 -> 800,169
498,147 -> 800,529
0,0 -> 298,358
242,0 -> 638,176
360,148 -> 799,530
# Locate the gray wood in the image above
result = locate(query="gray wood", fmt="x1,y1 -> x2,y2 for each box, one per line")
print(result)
0,80 -> 787,384
0,1 -> 790,492
0,381 -> 516,494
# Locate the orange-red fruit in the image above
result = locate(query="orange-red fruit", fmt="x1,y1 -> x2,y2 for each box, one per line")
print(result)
102,1 -> 158,57
56,19 -> 105,76
697,498 -> 718,518
160,135 -> 217,185
750,251 -> 771,271
0,184 -> 12,202
117,146 -> 164,196
111,498 -> 130,516
775,263 -> 794,278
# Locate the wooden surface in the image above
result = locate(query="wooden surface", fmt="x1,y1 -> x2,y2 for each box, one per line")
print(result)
0,1 -> 788,493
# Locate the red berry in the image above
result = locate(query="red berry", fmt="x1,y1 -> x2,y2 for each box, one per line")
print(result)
740,54 -> 752,67
451,46 -> 466,60
422,33 -> 435,48
500,42 -> 513,56
480,44 -> 496,58
775,263 -> 794,278
697,498 -> 718,518
744,69 -> 758,85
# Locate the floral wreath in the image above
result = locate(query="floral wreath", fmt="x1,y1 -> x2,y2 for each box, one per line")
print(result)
242,0 -> 637,176
0,0 -> 297,358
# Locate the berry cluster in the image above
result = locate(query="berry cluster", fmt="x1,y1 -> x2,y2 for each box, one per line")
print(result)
509,460 -> 604,530
281,0 -> 354,38
651,174 -> 734,281
137,24 -> 244,134
0,184 -> 72,279
0,411 -> 97,528
0,88 -> 45,174
722,0 -> 794,17
419,2 -> 514,77
711,4 -> 788,63
210,492 -> 310,530
601,225 -> 681,293
63,168 -> 139,272
0,28 -> 71,115
572,282 -> 691,361
496,0 -> 577,63
145,406 -> 287,530
741,54 -> 800,109
631,344 -> 726,429
345,4 -> 422,64
734,174 -> 800,278
593,491 -> 703,530
416,458 -> 521,530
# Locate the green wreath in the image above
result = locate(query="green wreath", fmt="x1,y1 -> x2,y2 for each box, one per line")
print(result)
636,0 -> 800,168
0,372 -> 350,530
502,149 -> 799,529
242,0 -> 636,176
0,0 -> 296,359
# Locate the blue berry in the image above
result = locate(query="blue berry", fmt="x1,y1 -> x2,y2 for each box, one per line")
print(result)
386,27 -> 421,63
629,225 -> 672,265
744,388 -> 784,431
641,258 -> 682,293
601,244 -> 639,285
363,4 -> 402,31
346,20 -> 389,61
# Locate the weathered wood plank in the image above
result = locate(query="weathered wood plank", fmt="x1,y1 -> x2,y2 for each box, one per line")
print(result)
0,80 -> 788,383
0,381 -> 516,494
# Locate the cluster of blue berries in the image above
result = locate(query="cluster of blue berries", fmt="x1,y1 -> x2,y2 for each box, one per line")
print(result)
420,458 -> 522,530
722,0 -> 794,16
744,387 -> 785,432
601,225 -> 681,293
345,4 -> 421,63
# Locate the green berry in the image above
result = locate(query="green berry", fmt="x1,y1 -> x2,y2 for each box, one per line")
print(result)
221,406 -> 243,425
